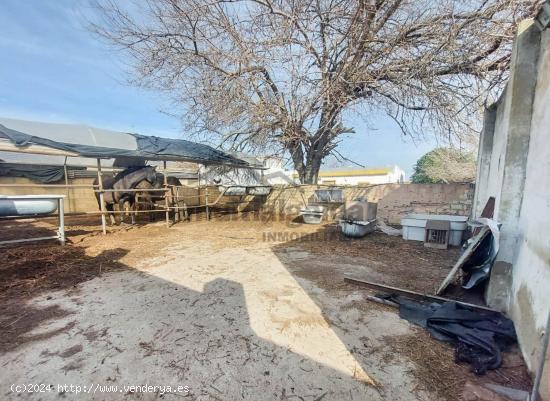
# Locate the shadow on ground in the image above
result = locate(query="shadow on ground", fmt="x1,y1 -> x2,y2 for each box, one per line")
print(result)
269,223 -> 532,400
0,224 -> 382,401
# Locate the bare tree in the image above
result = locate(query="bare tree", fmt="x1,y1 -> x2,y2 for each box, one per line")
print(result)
91,0 -> 541,183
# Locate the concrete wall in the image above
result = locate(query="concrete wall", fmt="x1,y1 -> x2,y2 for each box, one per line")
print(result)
474,20 -> 550,399
0,177 -> 98,213
262,183 -> 472,224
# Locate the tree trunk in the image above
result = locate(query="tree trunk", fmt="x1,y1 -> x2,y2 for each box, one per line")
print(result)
302,152 -> 322,184
288,132 -> 326,185
292,148 -> 323,184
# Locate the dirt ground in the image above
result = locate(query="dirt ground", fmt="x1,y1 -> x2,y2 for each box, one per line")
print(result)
0,215 -> 532,400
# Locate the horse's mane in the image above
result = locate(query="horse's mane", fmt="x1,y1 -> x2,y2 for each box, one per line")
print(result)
114,166 -> 153,181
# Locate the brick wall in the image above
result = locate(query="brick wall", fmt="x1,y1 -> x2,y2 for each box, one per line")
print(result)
1,178 -> 473,224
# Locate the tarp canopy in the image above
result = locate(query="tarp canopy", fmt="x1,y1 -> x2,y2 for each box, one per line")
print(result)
0,118 -> 256,168
0,163 -> 86,183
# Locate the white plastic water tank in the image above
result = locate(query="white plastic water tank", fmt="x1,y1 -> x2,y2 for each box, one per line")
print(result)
401,214 -> 468,246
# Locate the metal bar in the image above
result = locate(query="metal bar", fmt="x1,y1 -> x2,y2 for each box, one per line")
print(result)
64,209 -> 179,215
0,208 -> 208,217
0,184 -> 98,188
58,198 -> 65,245
344,274 -> 498,313
94,188 -> 167,193
96,158 -> 107,235
0,236 -> 59,246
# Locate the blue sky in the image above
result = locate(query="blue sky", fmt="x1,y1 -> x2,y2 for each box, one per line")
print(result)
0,0 -> 440,177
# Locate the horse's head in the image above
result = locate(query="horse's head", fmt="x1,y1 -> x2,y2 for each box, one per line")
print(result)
152,172 -> 165,189
144,166 -> 158,184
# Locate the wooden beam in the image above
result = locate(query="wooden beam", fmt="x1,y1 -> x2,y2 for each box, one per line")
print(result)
436,226 -> 491,295
344,274 -> 498,313
163,160 -> 170,227
96,158 -> 107,235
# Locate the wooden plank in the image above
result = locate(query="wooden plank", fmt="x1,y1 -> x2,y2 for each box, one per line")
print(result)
96,158 -> 107,235
364,294 -> 399,308
344,273 -> 498,313
436,226 -> 491,295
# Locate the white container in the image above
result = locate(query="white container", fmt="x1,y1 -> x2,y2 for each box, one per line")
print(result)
300,205 -> 326,224
401,214 -> 468,246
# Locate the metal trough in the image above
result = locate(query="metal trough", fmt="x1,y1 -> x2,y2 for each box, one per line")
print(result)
300,205 -> 326,224
0,195 -> 65,245
340,220 -> 376,238
0,195 -> 59,217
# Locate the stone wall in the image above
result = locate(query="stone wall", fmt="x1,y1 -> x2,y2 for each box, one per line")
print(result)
0,177 -> 474,225
262,183 -> 473,225
374,184 -> 473,224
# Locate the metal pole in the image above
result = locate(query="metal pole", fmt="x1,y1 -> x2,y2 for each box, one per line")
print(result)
531,310 -> 550,401
58,197 -> 65,245
96,158 -> 107,235
163,160 -> 170,227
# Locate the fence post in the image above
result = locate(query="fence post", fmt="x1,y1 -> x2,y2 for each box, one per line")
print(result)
205,187 -> 209,220
96,158 -> 107,235
163,160 -> 170,227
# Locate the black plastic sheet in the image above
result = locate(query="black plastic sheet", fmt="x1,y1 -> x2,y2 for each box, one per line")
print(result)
0,163 -> 81,183
382,295 -> 517,374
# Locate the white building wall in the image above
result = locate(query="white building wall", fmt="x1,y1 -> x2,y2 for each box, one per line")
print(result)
474,20 -> 550,399
508,26 -> 550,399
261,158 -> 295,185
318,166 -> 406,185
